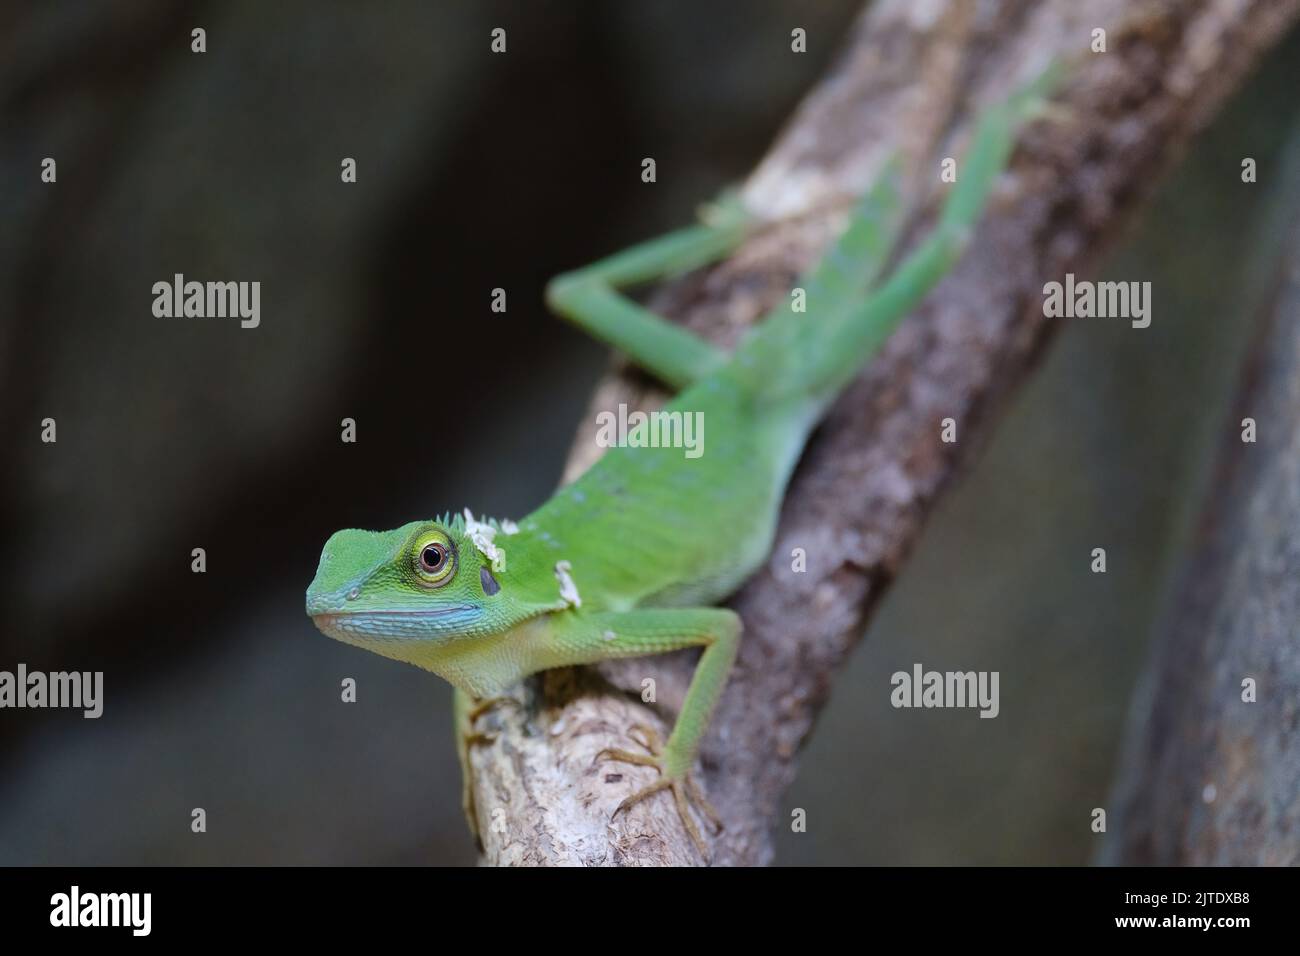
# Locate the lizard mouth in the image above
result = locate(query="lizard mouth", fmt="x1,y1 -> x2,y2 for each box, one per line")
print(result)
312,606 -> 477,639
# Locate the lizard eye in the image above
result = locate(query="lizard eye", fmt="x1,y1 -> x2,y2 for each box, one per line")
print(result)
412,532 -> 456,586
420,544 -> 447,573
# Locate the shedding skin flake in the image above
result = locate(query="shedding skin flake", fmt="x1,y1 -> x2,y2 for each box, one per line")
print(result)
554,560 -> 582,608
463,508 -> 507,573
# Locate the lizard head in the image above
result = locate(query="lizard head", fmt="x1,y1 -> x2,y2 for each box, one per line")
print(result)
306,512 -> 540,662
306,519 -> 484,643
305,511 -> 571,684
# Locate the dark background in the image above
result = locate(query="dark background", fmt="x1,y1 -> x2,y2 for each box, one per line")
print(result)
2,1 -> 1298,865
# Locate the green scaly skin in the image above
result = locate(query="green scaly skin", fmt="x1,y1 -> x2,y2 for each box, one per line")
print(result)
306,70 -> 1057,859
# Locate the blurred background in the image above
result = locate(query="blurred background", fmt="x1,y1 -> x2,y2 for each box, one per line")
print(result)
1,1 -> 1298,865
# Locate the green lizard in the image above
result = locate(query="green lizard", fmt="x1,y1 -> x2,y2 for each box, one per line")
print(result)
306,71 -> 1055,858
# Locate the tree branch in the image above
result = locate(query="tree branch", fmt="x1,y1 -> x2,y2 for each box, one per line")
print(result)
1106,194 -> 1300,866
469,0 -> 1300,866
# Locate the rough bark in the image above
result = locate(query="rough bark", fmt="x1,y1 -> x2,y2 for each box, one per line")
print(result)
468,0 -> 1300,866
1106,215 -> 1300,866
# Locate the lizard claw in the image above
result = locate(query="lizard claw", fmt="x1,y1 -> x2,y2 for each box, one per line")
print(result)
465,696 -> 521,724
594,725 -> 722,861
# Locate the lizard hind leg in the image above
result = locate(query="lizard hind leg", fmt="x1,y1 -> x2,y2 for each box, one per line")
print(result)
544,193 -> 751,390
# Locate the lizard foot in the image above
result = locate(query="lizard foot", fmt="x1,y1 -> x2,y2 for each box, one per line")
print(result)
465,696 -> 521,724
594,724 -> 722,860
462,696 -> 523,748
459,697 -> 522,842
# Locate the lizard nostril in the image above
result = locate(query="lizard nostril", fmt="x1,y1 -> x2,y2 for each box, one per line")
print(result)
347,587 -> 360,601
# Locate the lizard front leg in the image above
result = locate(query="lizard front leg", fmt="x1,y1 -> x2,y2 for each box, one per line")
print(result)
453,687 -> 521,845
528,606 -> 742,861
